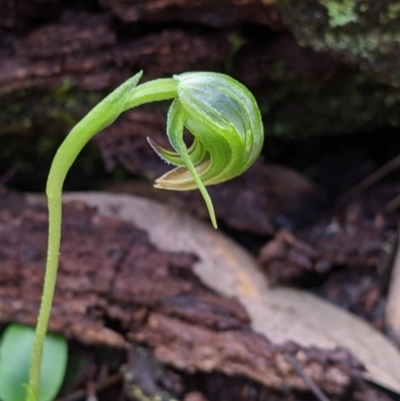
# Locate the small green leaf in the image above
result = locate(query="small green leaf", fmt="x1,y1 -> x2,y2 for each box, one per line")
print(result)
0,324 -> 67,401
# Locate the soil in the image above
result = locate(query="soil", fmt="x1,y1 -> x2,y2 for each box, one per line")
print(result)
2,1 -> 400,401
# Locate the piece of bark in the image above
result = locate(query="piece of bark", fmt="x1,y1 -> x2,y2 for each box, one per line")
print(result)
259,197 -> 396,328
258,229 -> 318,282
124,345 -> 389,401
0,189 -> 249,345
0,11 -> 229,94
0,0 -> 280,33
0,188 -> 362,396
98,0 -> 280,27
172,163 -> 327,236
131,313 -> 360,395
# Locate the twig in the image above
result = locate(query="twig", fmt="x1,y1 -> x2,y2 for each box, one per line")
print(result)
86,379 -> 98,401
386,193 -> 400,211
337,152 -> 400,206
56,372 -> 123,401
283,353 -> 332,401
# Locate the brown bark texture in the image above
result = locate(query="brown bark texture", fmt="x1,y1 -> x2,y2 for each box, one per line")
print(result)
0,188 -> 362,395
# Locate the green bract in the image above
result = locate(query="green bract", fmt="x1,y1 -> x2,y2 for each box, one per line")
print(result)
28,70 -> 264,401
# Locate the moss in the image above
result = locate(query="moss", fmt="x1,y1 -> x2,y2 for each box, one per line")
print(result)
0,84 -> 104,190
380,2 -> 400,23
224,31 -> 246,73
320,0 -> 359,27
0,81 -> 103,136
253,65 -> 400,138
278,0 -> 400,87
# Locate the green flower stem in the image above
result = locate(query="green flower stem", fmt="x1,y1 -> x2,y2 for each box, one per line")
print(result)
124,77 -> 177,109
28,72 -> 176,399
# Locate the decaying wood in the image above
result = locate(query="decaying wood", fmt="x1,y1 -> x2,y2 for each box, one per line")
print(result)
132,313 -> 359,395
0,0 -> 279,34
0,11 -> 229,96
0,0 -> 281,96
259,197 -> 396,329
98,0 -> 279,27
0,188 -> 361,396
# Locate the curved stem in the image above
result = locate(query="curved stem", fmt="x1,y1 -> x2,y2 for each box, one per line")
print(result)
28,73 -> 176,399
124,77 -> 177,110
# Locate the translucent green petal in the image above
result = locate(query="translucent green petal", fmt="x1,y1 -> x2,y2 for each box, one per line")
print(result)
147,136 -> 206,167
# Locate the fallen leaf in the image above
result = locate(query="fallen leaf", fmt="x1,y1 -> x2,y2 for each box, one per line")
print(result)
386,227 -> 400,345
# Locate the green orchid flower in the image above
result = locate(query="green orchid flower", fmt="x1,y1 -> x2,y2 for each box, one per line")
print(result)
28,70 -> 264,400
148,72 -> 264,227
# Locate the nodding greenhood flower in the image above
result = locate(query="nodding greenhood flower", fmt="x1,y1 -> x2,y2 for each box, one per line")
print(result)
46,70 -> 263,230
30,70 -> 263,401
144,72 -> 264,228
